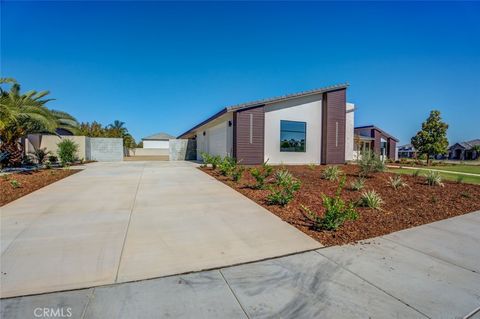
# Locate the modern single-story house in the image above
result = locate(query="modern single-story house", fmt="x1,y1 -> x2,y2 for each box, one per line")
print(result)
142,132 -> 175,149
178,83 -> 355,165
448,139 -> 480,160
398,144 -> 417,159
354,125 -> 398,160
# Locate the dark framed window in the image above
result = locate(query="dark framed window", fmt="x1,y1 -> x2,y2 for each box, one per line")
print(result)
280,120 -> 306,152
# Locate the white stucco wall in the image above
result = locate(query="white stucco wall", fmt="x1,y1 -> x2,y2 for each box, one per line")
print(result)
345,103 -> 355,161
264,94 -> 322,164
143,140 -> 169,149
194,113 -> 233,160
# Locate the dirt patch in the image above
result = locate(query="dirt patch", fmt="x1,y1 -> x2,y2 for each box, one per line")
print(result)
201,165 -> 480,246
1,169 -> 80,206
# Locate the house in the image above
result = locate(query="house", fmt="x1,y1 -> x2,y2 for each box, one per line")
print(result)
142,132 -> 175,149
178,83 -> 355,165
448,139 -> 480,160
398,144 -> 417,159
354,125 -> 398,160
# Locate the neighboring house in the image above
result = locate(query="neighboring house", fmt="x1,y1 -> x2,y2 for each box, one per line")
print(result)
398,144 -> 417,159
354,125 -> 398,160
178,83 -> 355,165
448,139 -> 480,160
141,132 -> 175,149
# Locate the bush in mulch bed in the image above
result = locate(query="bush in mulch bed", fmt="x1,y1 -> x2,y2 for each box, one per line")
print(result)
0,169 -> 80,206
200,164 -> 480,246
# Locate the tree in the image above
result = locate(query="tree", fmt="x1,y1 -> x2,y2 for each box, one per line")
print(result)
78,121 -> 105,137
411,110 -> 449,165
1,79 -> 75,166
106,120 -> 127,138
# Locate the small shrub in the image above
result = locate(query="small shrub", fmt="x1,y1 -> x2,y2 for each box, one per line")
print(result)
200,152 -> 212,167
350,177 -> 365,191
210,155 -> 221,170
1,174 -> 10,181
358,190 -> 384,209
302,177 -> 358,230
218,156 -> 237,176
267,169 -> 301,206
57,139 -> 78,165
456,175 -> 464,184
29,147 -> 52,164
250,160 -> 273,189
44,161 -> 52,169
231,165 -> 245,182
412,169 -> 421,177
48,155 -> 58,163
308,163 -> 316,170
460,191 -> 471,199
424,170 -> 444,187
10,179 -> 21,188
322,165 -> 342,181
388,175 -> 408,190
357,150 -> 385,177
430,195 -> 438,203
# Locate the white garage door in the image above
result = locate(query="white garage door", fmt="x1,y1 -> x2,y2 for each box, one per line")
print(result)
208,123 -> 227,157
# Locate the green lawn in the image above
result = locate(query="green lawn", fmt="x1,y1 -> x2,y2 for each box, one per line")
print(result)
424,165 -> 480,174
388,167 -> 480,185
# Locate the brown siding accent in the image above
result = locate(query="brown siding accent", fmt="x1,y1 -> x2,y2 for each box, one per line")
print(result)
388,138 -> 396,159
321,89 -> 346,164
233,106 -> 265,165
373,129 -> 381,155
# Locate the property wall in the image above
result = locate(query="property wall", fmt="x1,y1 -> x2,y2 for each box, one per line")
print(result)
26,134 -> 86,160
127,148 -> 169,156
264,94 -> 322,164
143,140 -> 169,149
86,137 -> 123,161
345,103 -> 355,161
169,139 -> 197,160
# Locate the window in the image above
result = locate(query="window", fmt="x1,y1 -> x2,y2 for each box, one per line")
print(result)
280,120 -> 306,152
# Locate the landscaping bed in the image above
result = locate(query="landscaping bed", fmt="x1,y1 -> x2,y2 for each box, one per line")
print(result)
0,169 -> 80,206
201,164 -> 480,246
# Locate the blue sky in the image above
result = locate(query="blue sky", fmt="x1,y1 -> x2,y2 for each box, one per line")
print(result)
2,1 -> 479,145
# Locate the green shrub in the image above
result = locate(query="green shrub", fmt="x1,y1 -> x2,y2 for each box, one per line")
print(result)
424,170 -> 444,187
250,160 -> 273,189
322,165 -> 342,181
358,190 -> 384,209
308,163 -> 316,170
302,177 -> 358,230
45,161 -> 52,169
231,165 -> 245,182
357,149 -> 385,177
48,155 -> 58,163
28,147 -> 52,164
200,152 -> 212,167
210,155 -> 221,170
266,169 -> 301,206
350,177 -> 365,191
10,179 -> 21,188
388,175 -> 407,190
218,156 -> 237,176
57,139 -> 78,165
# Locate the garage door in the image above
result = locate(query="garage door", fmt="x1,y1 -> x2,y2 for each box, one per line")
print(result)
208,123 -> 227,157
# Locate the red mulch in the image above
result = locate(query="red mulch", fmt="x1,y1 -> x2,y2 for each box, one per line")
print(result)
1,169 -> 80,206
200,165 -> 480,246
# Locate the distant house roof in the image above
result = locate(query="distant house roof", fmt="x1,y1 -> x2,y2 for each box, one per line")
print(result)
142,132 -> 175,141
178,83 -> 349,138
449,139 -> 480,150
398,144 -> 415,151
354,125 -> 399,142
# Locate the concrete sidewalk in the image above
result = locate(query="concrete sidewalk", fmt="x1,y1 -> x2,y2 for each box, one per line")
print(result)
0,161 -> 319,298
2,211 -> 479,319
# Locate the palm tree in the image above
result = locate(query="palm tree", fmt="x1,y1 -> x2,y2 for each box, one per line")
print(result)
0,79 -> 78,166
106,120 -> 127,138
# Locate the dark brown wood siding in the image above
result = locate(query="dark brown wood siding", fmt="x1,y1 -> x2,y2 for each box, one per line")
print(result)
388,138 -> 396,159
321,89 -> 346,164
233,106 -> 265,165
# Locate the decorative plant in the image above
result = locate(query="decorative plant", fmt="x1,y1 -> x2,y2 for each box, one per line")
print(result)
302,176 -> 358,230
358,190 -> 384,209
424,170 -> 444,187
308,163 -> 316,170
250,160 -> 273,189
350,177 -> 365,191
28,147 -> 52,165
266,169 -> 301,206
200,152 -> 212,167
210,155 -> 222,170
57,139 -> 78,165
322,165 -> 342,181
357,149 -> 385,177
231,165 -> 245,182
218,156 -> 237,176
388,175 -> 408,190
10,179 -> 21,188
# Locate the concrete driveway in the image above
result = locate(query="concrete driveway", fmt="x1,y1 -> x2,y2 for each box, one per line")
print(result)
0,161 -> 320,298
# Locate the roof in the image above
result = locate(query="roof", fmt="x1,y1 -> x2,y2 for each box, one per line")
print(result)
354,125 -> 399,142
449,139 -> 480,150
178,83 -> 349,138
142,132 -> 175,141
